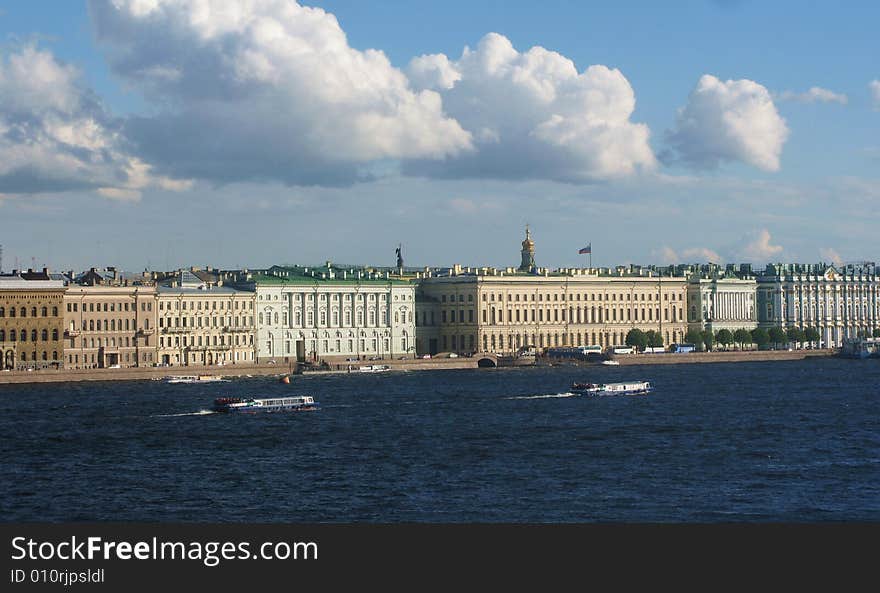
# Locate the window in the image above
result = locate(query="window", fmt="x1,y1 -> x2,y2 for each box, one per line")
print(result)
41,329 -> 48,341
42,307 -> 48,317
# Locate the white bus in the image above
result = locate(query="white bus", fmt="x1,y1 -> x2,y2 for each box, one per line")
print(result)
610,345 -> 634,354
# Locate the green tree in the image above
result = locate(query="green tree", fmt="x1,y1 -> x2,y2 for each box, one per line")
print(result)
873,329 -> 880,338
804,327 -> 821,348
716,329 -> 734,350
787,327 -> 806,349
733,328 -> 752,350
645,330 -> 664,348
625,328 -> 648,352
751,327 -> 770,350
768,326 -> 787,349
701,329 -> 715,352
685,327 -> 703,347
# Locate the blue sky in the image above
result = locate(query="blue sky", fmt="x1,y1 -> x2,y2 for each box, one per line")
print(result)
1,0 -> 878,273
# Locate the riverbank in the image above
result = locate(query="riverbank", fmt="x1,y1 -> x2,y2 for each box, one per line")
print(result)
602,348 -> 838,366
0,348 -> 842,385
0,357 -> 481,385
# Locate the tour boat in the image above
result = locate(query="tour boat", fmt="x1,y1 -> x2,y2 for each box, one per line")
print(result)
359,364 -> 391,373
165,374 -> 229,384
212,396 -> 318,413
570,381 -> 652,396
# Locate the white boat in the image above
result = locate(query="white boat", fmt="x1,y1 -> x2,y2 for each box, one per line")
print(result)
165,374 -> 229,384
601,360 -> 620,366
570,381 -> 652,396
213,395 -> 318,413
359,364 -> 391,373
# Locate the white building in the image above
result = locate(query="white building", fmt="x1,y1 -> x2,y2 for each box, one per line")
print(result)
237,265 -> 416,363
687,265 -> 758,334
756,263 -> 879,347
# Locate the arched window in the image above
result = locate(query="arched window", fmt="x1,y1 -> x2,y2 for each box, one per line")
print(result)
52,351 -> 58,361
31,307 -> 37,317
42,307 -> 48,317
20,330 -> 27,342
89,320 -> 94,331
9,307 -> 15,318
274,312 -> 279,324
0,307 -> 4,317
31,330 -> 38,342
52,307 -> 58,316
9,330 -> 15,342
42,351 -> 48,361
21,307 -> 27,317
111,319 -> 116,331
41,329 -> 48,341
0,330 -> 4,341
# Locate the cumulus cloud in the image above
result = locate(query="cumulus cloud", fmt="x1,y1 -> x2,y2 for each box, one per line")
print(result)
735,229 -> 783,263
818,247 -> 843,266
0,44 -> 183,198
655,245 -> 722,264
665,74 -> 789,171
777,86 -> 848,105
88,0 -> 472,186
404,33 -> 657,183
871,80 -> 880,110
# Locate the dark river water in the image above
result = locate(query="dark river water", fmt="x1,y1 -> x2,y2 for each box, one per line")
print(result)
1,358 -> 878,522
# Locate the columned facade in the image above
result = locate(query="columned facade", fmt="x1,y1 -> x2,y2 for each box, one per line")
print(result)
756,263 -> 879,347
242,266 -> 416,363
687,275 -> 758,334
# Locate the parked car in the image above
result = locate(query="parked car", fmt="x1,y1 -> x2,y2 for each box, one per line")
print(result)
421,354 -> 432,359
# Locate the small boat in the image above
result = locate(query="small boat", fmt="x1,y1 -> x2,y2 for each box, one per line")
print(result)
359,364 -> 391,373
279,375 -> 291,384
601,360 -> 620,366
212,396 -> 318,413
165,374 -> 229,384
571,381 -> 652,396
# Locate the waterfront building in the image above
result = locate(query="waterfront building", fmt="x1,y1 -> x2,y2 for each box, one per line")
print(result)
231,264 -> 416,363
156,271 -> 256,366
687,264 -> 758,334
63,285 -> 158,369
756,262 -> 879,347
0,272 -> 66,370
416,229 -> 688,355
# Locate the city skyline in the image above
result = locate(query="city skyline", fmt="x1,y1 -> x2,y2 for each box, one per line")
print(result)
1,1 -> 879,271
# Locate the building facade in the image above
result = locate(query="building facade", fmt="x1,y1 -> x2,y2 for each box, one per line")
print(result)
0,275 -> 66,370
63,285 -> 158,369
156,271 -> 256,366
756,262 -> 879,347
687,265 -> 758,334
234,265 -> 416,363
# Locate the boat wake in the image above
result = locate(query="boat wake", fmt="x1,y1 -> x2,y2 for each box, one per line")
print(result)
153,409 -> 217,417
507,392 -> 578,400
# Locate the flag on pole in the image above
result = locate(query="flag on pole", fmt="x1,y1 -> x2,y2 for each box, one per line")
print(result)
578,243 -> 591,254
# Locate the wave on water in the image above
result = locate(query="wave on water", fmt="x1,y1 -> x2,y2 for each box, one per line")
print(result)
152,409 -> 217,417
507,392 -> 578,400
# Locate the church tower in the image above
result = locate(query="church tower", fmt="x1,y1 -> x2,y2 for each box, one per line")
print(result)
519,225 -> 536,272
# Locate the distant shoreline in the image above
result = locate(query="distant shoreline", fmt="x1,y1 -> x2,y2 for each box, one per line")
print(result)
0,348 -> 844,385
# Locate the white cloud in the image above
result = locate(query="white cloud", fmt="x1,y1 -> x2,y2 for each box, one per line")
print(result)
682,247 -> 723,263
665,74 -> 789,171
0,44 -> 182,198
88,0 -> 472,186
818,247 -> 843,266
871,80 -> 880,110
405,33 -> 657,182
777,86 -> 847,104
654,245 -> 721,264
735,229 -> 784,263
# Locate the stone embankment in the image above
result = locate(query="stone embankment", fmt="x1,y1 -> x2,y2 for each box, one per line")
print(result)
599,349 -> 837,366
0,357 -> 479,385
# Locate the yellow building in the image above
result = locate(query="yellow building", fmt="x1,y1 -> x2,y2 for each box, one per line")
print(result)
416,229 -> 688,355
0,275 -> 66,370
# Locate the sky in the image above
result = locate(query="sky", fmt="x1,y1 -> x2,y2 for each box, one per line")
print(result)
1,0 -> 878,273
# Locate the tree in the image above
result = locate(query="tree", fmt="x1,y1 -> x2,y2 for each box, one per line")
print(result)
716,329 -> 734,350
645,330 -> 664,349
733,328 -> 752,350
768,326 -> 787,349
625,328 -> 648,352
701,329 -> 714,352
804,327 -> 821,348
874,329 -> 880,338
751,327 -> 770,350
787,327 -> 806,349
685,327 -> 703,347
